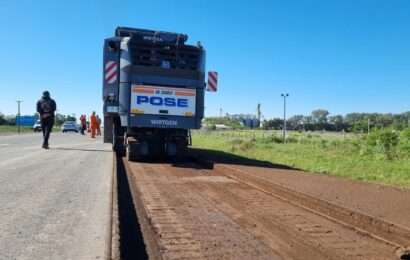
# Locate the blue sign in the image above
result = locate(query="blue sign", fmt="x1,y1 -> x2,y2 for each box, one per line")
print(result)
16,116 -> 37,126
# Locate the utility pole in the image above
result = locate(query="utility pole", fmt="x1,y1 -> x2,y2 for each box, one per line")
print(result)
257,103 -> 261,127
367,118 -> 370,135
281,93 -> 289,143
16,100 -> 22,134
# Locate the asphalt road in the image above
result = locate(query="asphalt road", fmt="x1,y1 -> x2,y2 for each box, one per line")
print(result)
0,132 -> 113,260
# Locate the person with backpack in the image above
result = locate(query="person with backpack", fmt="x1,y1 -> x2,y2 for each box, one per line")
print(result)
36,91 -> 57,149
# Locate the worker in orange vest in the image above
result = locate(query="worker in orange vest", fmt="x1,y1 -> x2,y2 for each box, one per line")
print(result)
90,112 -> 98,138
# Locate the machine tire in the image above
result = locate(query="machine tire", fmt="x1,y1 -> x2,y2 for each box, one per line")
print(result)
127,141 -> 140,162
176,140 -> 188,161
111,129 -> 116,151
112,124 -> 125,156
103,116 -> 113,143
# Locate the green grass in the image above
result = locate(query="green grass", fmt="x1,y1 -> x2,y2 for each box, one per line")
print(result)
0,125 -> 34,134
192,130 -> 410,188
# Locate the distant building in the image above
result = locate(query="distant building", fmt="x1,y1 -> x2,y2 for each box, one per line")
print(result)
228,114 -> 260,128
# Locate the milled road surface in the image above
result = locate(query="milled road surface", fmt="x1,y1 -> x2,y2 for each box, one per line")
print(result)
0,133 -> 112,260
124,150 -> 410,260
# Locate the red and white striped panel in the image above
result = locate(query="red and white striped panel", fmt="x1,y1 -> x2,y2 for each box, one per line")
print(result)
207,71 -> 218,92
105,61 -> 117,84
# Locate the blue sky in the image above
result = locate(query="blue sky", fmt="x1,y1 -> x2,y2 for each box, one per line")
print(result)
0,0 -> 409,119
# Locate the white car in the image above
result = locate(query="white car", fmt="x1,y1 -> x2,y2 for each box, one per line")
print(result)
62,121 -> 79,133
33,120 -> 42,132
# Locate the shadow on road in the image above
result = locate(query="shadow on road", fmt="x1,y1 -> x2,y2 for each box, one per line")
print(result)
130,147 -> 298,171
116,155 -> 148,260
51,147 -> 112,153
189,148 -> 297,169
182,147 -> 299,170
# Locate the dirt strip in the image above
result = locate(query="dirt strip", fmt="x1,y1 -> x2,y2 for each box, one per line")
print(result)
217,164 -> 410,247
218,164 -> 410,228
125,158 -> 409,259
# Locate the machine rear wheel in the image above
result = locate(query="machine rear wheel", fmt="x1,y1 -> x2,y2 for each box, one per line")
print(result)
127,138 -> 140,161
112,124 -> 125,156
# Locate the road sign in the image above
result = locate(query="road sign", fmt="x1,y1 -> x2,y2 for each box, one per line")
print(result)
16,116 -> 36,126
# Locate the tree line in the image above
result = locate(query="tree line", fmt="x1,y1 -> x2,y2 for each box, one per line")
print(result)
263,109 -> 410,132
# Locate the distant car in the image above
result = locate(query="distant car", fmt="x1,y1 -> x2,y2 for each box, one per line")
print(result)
62,121 -> 79,133
33,120 -> 42,132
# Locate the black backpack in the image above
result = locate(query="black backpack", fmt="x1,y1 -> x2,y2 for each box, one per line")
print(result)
41,99 -> 53,113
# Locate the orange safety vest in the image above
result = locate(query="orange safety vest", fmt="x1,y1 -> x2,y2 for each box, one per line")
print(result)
90,115 -> 98,129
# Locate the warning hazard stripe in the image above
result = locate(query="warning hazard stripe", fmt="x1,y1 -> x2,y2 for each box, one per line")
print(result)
106,71 -> 117,82
105,61 -> 116,72
209,72 -> 217,82
207,71 -> 218,92
105,61 -> 117,84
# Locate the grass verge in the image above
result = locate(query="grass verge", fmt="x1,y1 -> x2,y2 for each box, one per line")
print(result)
0,125 -> 33,134
192,130 -> 410,188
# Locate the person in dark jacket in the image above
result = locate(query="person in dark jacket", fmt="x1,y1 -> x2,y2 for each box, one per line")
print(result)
79,114 -> 87,135
36,91 -> 57,149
